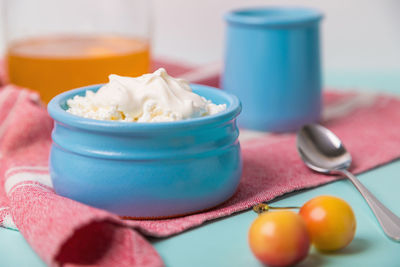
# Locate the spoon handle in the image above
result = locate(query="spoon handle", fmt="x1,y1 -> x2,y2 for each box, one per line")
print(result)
339,169 -> 400,241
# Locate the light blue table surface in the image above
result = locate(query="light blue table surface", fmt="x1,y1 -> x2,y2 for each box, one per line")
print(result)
1,70 -> 399,267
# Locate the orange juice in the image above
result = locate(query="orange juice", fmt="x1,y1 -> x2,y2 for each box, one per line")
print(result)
6,35 -> 150,103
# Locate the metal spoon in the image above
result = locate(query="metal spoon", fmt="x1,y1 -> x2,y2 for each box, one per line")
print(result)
297,123 -> 400,241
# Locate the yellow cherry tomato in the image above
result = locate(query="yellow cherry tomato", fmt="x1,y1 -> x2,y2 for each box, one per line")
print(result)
299,195 -> 356,251
248,211 -> 310,267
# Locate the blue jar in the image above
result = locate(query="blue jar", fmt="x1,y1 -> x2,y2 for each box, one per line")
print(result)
223,7 -> 323,132
47,84 -> 242,218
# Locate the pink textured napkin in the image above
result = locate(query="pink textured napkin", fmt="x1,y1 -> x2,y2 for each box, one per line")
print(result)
1,61 -> 400,266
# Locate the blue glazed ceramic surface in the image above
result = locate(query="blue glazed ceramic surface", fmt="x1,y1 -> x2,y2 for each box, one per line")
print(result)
223,7 -> 323,132
47,84 -> 242,218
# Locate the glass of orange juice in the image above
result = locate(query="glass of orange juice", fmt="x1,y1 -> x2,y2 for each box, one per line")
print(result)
3,0 -> 151,103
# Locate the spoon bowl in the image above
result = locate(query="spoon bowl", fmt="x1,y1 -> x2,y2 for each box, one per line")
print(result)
297,124 -> 351,173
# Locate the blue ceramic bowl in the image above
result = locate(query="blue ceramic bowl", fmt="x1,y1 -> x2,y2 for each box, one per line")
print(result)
47,84 -> 242,218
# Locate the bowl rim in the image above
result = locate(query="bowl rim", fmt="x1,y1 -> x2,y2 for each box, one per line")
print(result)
47,83 -> 242,133
224,6 -> 323,27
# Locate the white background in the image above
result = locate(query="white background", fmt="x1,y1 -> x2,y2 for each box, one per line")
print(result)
1,0 -> 399,70
151,0 -> 400,70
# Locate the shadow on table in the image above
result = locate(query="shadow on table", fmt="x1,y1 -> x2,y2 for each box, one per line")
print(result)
298,251 -> 325,267
298,237 -> 370,267
338,237 -> 371,255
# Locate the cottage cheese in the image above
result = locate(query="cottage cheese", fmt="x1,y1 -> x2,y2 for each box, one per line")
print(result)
66,68 -> 226,122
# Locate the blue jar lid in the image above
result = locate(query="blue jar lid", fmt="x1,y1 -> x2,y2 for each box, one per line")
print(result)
225,7 -> 323,27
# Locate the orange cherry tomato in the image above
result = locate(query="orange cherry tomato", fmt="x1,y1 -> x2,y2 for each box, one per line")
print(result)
299,195 -> 356,251
248,211 -> 310,267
